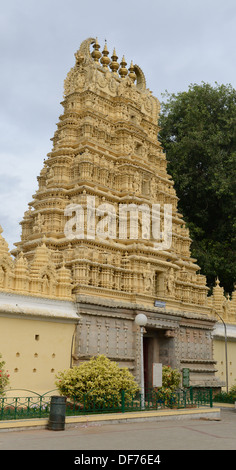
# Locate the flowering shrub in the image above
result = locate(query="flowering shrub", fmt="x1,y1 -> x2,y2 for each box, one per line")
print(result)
55,355 -> 139,407
155,365 -> 181,406
0,354 -> 10,395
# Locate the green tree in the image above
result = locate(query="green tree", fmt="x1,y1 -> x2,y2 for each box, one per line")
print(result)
159,82 -> 236,294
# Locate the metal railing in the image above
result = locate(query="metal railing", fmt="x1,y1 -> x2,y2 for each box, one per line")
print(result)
65,388 -> 213,415
0,387 -> 213,421
0,389 -> 57,421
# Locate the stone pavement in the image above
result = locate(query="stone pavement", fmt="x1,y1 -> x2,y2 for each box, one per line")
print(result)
0,408 -> 235,451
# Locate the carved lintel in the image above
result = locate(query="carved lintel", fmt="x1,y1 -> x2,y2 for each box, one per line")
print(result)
164,329 -> 176,338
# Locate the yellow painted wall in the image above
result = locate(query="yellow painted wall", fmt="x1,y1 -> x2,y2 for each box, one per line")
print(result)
213,338 -> 236,390
0,315 -> 75,395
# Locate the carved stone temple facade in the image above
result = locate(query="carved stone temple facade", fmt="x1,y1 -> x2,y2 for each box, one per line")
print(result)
1,37 -> 233,393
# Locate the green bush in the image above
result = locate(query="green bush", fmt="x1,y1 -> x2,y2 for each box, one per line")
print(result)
214,381 -> 236,404
229,383 -> 236,400
161,365 -> 181,389
0,353 -> 10,395
154,365 -> 181,406
55,355 -> 139,407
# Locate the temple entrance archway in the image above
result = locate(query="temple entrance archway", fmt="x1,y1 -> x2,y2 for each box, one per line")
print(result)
143,328 -> 176,391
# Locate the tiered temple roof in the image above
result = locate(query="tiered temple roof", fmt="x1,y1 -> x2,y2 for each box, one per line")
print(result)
0,37 -> 233,321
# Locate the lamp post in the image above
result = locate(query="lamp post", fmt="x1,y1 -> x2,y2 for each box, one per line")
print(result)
214,309 -> 228,393
135,313 -> 148,409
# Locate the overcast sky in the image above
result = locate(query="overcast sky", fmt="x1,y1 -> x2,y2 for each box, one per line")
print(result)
1,0 -> 236,250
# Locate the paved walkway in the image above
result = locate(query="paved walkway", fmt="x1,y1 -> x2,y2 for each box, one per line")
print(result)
0,409 -> 235,450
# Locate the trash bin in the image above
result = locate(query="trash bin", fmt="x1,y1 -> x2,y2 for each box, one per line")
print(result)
48,396 -> 66,431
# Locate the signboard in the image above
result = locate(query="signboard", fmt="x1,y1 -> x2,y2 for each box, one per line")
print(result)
154,300 -> 166,308
182,368 -> 190,388
152,363 -> 162,388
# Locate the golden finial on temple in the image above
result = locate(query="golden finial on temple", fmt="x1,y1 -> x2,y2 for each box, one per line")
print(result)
110,48 -> 119,74
101,41 -> 110,69
119,55 -> 128,79
128,61 -> 136,82
91,37 -> 102,63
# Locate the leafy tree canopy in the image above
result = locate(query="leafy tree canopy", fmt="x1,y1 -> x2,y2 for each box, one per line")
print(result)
159,82 -> 236,294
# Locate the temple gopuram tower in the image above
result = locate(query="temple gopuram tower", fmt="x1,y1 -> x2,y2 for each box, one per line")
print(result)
11,38 -> 223,389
